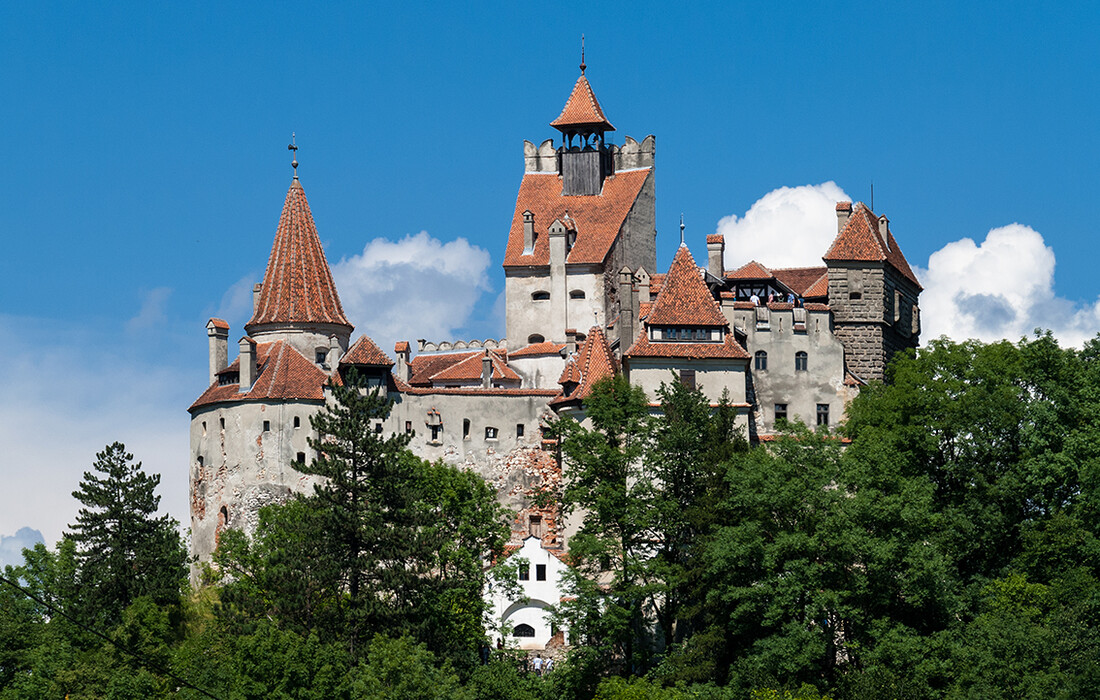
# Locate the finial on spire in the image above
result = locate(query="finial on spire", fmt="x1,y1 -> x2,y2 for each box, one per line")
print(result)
679,213 -> 685,246
288,132 -> 299,179
580,34 -> 586,75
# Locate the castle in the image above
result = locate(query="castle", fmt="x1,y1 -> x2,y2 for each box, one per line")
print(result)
188,65 -> 921,646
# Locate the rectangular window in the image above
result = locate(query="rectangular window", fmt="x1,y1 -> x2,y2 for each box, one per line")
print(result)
485,426 -> 498,440
679,369 -> 696,389
817,403 -> 830,426
296,452 -> 306,465
775,403 -> 788,423
405,421 -> 413,434
315,350 -> 327,364
293,416 -> 301,429
263,420 -> 270,432
519,564 -> 530,581
536,564 -> 547,581
516,423 -> 525,437
429,425 -> 442,441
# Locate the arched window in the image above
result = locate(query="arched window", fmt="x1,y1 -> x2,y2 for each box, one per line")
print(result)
795,351 -> 808,371
569,289 -> 586,300
527,334 -> 545,344
513,623 -> 536,638
531,291 -> 550,301
463,419 -> 471,439
575,332 -> 586,342
754,350 -> 767,370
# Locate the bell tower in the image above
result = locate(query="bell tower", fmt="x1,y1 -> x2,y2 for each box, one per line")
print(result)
550,47 -> 615,196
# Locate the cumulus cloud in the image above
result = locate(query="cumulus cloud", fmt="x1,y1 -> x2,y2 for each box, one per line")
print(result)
0,527 -> 44,569
126,287 -> 173,332
915,224 -> 1100,346
215,274 -> 258,325
332,231 -> 493,351
716,182 -> 850,270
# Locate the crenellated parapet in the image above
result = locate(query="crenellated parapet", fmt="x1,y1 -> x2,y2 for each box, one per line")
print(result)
609,135 -> 655,171
416,338 -> 508,354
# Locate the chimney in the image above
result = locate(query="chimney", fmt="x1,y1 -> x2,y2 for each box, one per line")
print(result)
238,337 -> 257,393
252,283 -> 262,314
394,341 -> 411,381
565,328 -> 578,356
707,234 -> 725,278
522,210 -> 535,253
836,201 -> 852,234
207,318 -> 229,385
636,267 -> 651,303
481,350 -> 492,389
878,215 -> 890,250
618,267 -> 636,352
326,335 -> 341,370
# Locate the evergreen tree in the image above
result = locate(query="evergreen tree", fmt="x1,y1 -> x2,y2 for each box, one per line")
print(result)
67,442 -> 186,627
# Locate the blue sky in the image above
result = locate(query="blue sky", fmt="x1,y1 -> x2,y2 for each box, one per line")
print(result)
3,1 -> 1099,547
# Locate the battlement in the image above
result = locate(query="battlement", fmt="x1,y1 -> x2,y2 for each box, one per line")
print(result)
523,135 -> 655,173
416,338 -> 507,354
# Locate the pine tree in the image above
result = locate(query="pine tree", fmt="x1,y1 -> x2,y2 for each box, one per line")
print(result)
67,442 -> 185,627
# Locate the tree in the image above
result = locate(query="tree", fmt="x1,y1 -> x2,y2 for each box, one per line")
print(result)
67,442 -> 186,628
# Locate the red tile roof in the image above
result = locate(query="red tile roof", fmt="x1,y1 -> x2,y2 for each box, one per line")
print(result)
509,341 -> 567,358
552,326 -> 618,405
823,203 -> 921,289
772,266 -> 828,296
707,234 -> 724,245
726,260 -> 772,280
803,271 -> 830,298
208,317 -> 229,330
624,330 -> 750,360
429,350 -> 520,384
341,335 -> 393,366
190,341 -> 329,411
394,341 -> 410,354
246,179 -> 353,333
502,169 -> 652,268
408,351 -> 479,386
550,74 -> 615,132
646,246 -> 728,327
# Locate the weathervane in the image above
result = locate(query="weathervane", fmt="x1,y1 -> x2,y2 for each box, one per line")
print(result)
680,213 -> 685,246
580,34 -> 586,75
288,133 -> 299,179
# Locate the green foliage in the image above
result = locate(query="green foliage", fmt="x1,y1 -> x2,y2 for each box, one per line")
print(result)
350,635 -> 467,700
67,442 -> 186,627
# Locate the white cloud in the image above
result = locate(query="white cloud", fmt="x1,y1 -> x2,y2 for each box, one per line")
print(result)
215,274 -> 257,326
716,182 -> 850,270
915,224 -> 1100,346
126,287 -> 173,332
0,527 -> 44,569
332,231 -> 493,351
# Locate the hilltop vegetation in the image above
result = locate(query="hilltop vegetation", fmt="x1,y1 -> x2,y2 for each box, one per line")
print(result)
4,333 -> 1100,699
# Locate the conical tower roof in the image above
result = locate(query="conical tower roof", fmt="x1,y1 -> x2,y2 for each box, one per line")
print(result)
646,245 -> 728,327
246,178 -> 353,334
550,73 -> 615,133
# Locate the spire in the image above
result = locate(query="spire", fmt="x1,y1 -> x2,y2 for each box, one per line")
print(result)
647,245 -> 728,327
288,132 -> 299,179
679,213 -> 685,246
246,178 -> 353,334
550,69 -> 614,133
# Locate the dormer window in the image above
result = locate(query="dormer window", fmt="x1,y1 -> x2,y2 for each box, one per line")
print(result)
655,327 -> 717,342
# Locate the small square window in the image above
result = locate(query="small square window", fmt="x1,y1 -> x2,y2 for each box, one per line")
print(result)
518,564 -> 530,581
775,403 -> 788,423
817,404 -> 830,426
485,426 -> 498,440
405,421 -> 413,434
536,564 -> 547,581
296,452 -> 306,465
263,420 -> 270,432
679,369 -> 696,389
374,423 -> 383,434
315,350 -> 327,364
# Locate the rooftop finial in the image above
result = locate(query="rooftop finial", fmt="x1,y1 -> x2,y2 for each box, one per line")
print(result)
288,132 -> 299,179
679,213 -> 685,246
580,34 -> 586,75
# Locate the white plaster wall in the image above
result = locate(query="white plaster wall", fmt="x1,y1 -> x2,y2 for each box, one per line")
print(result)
488,537 -> 570,648
509,354 -> 568,390
626,358 -> 749,406
506,268 -> 606,348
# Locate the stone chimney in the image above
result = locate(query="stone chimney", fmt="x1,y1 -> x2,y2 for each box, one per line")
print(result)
706,234 -> 725,278
326,335 -> 341,370
836,201 -> 852,234
481,350 -> 492,389
523,210 -> 535,253
636,267 -> 651,303
878,215 -> 890,250
394,341 -> 411,381
548,220 -> 568,341
565,328 -> 578,356
252,283 -> 262,314
618,267 -> 636,352
207,318 -> 229,385
238,337 -> 257,393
